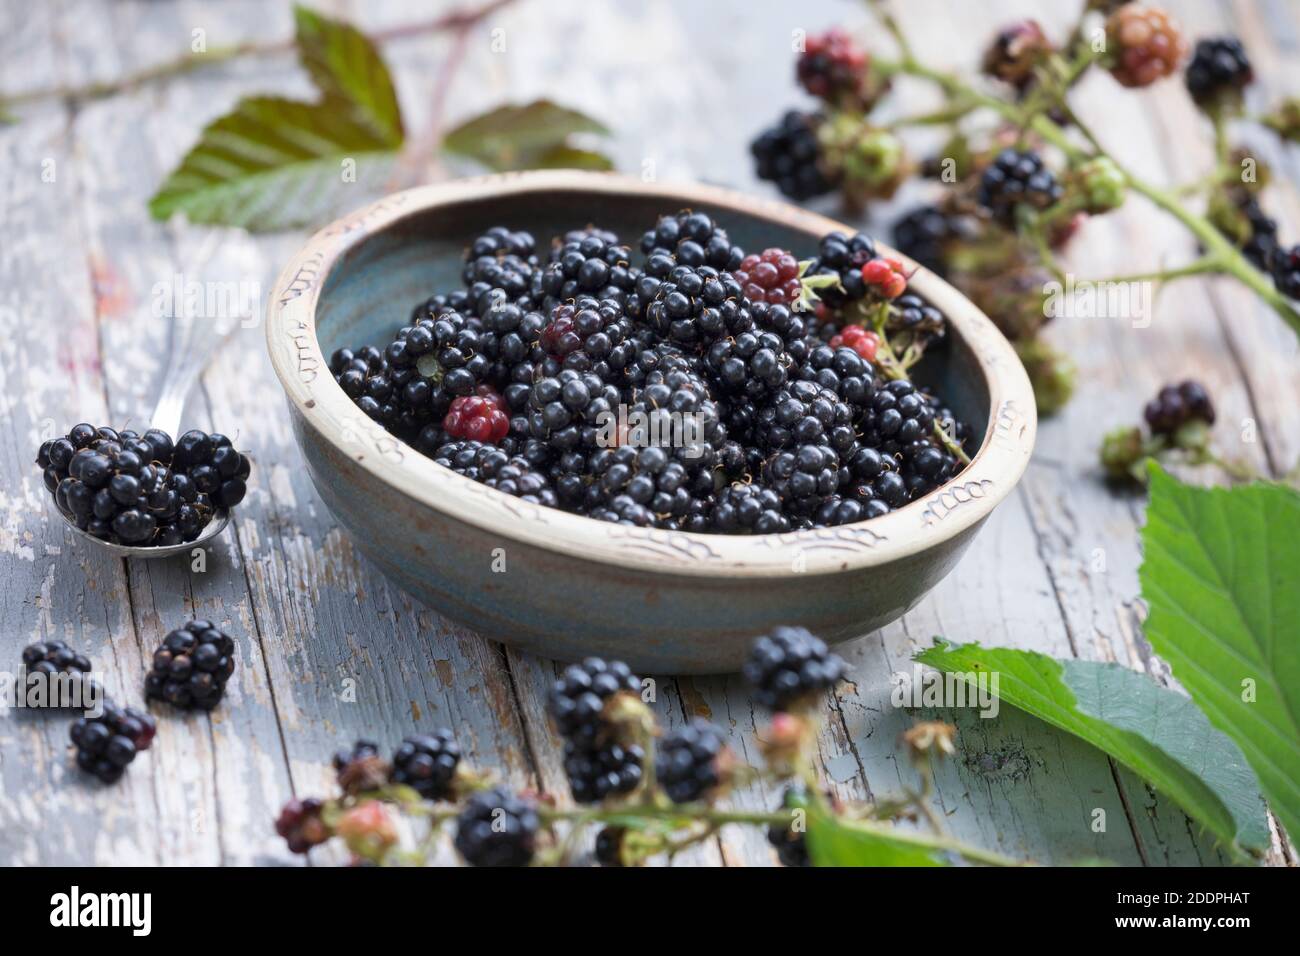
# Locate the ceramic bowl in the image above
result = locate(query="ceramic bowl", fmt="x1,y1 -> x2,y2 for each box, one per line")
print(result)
266,171 -> 1036,674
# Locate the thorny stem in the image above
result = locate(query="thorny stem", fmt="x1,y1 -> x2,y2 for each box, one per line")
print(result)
1,0 -> 517,109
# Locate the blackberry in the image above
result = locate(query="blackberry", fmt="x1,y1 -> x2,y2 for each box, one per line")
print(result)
479,303 -> 547,411
1185,36 -> 1251,105
563,740 -> 645,804
331,344 -> 406,428
791,344 -> 877,415
898,441 -> 960,499
658,718 -> 728,804
467,226 -> 535,261
756,380 -> 855,454
332,740 -> 389,795
797,28 -> 870,108
1143,380 -> 1215,435
1273,245 -> 1300,300
384,310 -> 491,424
982,20 -> 1052,91
526,368 -> 621,455
454,787 -> 540,867
804,231 -> 877,307
743,626 -> 847,710
462,251 -> 537,317
1238,196 -> 1279,272
70,703 -> 157,784
1106,5 -> 1186,89
551,225 -> 620,256
860,378 -> 937,458
539,296 -> 637,379
892,205 -> 958,275
432,441 -> 558,506
21,640 -> 91,679
21,639 -> 95,707
275,798 -> 329,854
537,233 -> 639,309
709,481 -> 791,534
843,445 -> 903,515
583,445 -> 694,526
767,788 -> 811,867
624,355 -> 726,469
391,730 -> 462,800
751,111 -> 838,201
887,293 -> 947,343
814,495 -> 876,525
639,210 -> 745,271
762,443 -> 842,516
412,288 -> 473,320
172,429 -> 251,511
144,620 -> 236,710
977,149 -> 1063,226
643,263 -> 753,347
594,826 -> 626,866
704,330 -> 791,402
547,657 -> 642,747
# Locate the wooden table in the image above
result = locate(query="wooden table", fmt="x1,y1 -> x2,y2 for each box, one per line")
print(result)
1,0 -> 1295,866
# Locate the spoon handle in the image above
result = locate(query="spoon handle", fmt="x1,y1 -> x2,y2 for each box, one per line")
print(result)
149,232 -> 247,437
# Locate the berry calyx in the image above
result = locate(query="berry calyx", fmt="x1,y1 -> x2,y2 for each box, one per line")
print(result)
733,248 -> 802,306
860,257 -> 909,299
828,324 -> 880,362
443,387 -> 510,442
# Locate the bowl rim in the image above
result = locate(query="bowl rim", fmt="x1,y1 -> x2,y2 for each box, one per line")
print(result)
266,170 -> 1036,579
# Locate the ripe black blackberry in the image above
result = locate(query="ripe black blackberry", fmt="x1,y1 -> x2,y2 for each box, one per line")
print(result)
478,303 -> 548,411
705,330 -> 791,402
640,210 -> 745,271
767,788 -> 811,867
144,620 -> 236,710
412,288 -> 473,321
892,205 -> 958,275
625,357 -> 727,474
1273,245 -> 1300,300
22,640 -> 91,678
548,657 -> 642,747
658,718 -> 728,804
756,380 -> 856,454
70,702 -> 157,784
1185,36 -> 1252,105
583,445 -> 694,526
538,296 -> 637,380
859,379 -> 937,458
462,249 -> 538,317
803,231 -> 877,306
743,626 -> 848,710
432,441 -> 558,506
643,263 -> 753,348
467,226 -> 536,261
762,443 -> 843,516
887,293 -> 947,346
1237,196 -> 1279,272
453,787 -> 540,867
1144,380 -> 1215,435
172,429 -> 251,512
551,225 -> 621,256
751,111 -> 838,201
977,149 -> 1064,226
391,730 -> 462,800
526,368 -> 621,455
563,740 -> 645,804
537,233 -> 639,309
710,481 -> 791,533
843,444 -> 904,515
594,826 -> 626,866
792,344 -> 877,415
384,310 -> 492,425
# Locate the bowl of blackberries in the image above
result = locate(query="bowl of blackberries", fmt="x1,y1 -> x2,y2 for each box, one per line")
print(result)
267,171 -> 1035,673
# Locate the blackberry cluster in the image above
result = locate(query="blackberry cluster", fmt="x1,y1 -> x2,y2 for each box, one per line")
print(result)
563,740 -> 645,804
22,640 -> 91,680
548,657 -> 645,804
329,215 -> 971,535
977,149 -> 1064,226
1143,380 -> 1215,435
658,718 -> 728,804
892,205 -> 960,276
454,787 -> 540,867
744,626 -> 848,711
751,111 -> 837,201
1185,36 -> 1252,105
37,423 -> 248,547
70,703 -> 157,784
143,620 -> 237,711
391,731 -> 461,800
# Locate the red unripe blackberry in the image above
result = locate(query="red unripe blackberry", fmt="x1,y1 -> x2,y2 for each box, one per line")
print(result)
827,324 -> 879,362
443,386 -> 509,443
733,248 -> 802,306
1106,6 -> 1187,88
797,28 -> 869,108
860,257 -> 908,299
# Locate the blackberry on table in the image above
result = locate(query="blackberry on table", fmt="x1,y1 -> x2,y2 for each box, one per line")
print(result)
22,640 -> 91,678
640,210 -> 745,271
454,787 -> 540,867
1144,380 -> 1215,435
144,620 -> 236,710
391,730 -> 461,800
70,702 -> 156,784
744,626 -> 848,711
977,148 -> 1063,226
658,718 -> 728,804
1184,36 -> 1252,105
563,740 -> 644,804
751,111 -> 838,201
548,657 -> 642,747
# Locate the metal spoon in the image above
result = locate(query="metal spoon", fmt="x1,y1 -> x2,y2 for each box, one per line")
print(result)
59,234 -> 247,558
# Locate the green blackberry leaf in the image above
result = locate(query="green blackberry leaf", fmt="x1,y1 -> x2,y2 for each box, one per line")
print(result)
1140,463 -> 1300,845
149,7 -> 403,231
443,100 -> 611,172
915,640 -> 1268,857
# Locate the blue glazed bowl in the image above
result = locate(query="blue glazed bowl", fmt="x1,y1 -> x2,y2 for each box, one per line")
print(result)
266,172 -> 1036,674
